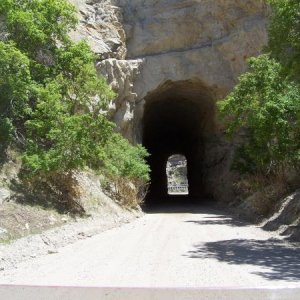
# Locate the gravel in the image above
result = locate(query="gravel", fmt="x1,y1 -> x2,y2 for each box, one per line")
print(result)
0,209 -> 141,271
1,205 -> 299,288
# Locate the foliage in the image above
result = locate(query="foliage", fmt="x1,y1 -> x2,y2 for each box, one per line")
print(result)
0,42 -> 32,142
0,0 -> 150,188
218,0 -> 300,175
268,0 -> 300,79
23,79 -> 115,175
0,0 -> 77,55
103,134 -> 150,181
218,55 -> 300,174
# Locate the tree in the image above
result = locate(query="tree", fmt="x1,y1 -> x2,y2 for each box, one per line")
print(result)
268,0 -> 300,80
0,42 -> 32,142
0,0 -> 150,186
218,55 -> 300,174
218,0 -> 300,175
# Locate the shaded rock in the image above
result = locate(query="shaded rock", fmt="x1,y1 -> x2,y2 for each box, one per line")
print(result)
262,190 -> 300,241
69,0 -> 126,59
0,227 -> 8,239
0,188 -> 10,204
69,0 -> 270,202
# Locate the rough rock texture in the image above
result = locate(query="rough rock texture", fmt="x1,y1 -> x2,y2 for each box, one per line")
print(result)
109,0 -> 269,139
262,191 -> 300,241
74,170 -> 136,214
70,0 -> 270,202
97,58 -> 143,139
69,0 -> 127,59
120,0 -> 268,91
0,188 -> 10,204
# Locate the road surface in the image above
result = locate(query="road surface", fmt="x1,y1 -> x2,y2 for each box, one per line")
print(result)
1,205 -> 300,288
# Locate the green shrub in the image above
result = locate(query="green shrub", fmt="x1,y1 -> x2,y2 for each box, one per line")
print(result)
0,42 -> 33,142
268,0 -> 300,79
218,55 -> 300,174
0,0 -> 150,192
0,0 -> 77,55
218,1 -> 300,176
103,133 -> 150,182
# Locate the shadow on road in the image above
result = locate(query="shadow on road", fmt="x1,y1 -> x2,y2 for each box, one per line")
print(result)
146,198 -> 300,282
185,216 -> 247,227
186,238 -> 300,281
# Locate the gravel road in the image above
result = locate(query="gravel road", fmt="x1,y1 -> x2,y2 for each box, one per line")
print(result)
1,205 -> 300,288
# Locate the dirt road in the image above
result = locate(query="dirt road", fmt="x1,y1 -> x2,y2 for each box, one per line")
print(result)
1,205 -> 300,287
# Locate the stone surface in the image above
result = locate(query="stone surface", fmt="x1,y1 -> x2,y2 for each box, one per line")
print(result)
71,0 -> 269,141
117,0 -> 269,94
69,0 -> 127,59
0,227 -> 8,239
97,58 -> 143,140
0,188 -> 10,204
262,190 -> 300,241
115,0 -> 269,139
69,0 -> 270,202
73,170 -> 128,214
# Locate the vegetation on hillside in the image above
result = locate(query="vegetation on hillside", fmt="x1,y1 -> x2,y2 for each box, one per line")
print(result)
218,0 -> 300,177
0,0 -> 149,209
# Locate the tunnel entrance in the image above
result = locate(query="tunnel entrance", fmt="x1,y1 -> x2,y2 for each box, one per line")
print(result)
142,80 -> 216,207
167,154 -> 189,195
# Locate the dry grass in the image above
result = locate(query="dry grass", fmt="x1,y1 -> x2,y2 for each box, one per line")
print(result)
109,178 -> 149,209
234,172 -> 291,216
21,172 -> 86,216
0,201 -> 71,243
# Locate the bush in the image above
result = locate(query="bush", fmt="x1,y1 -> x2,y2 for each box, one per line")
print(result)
103,133 -> 150,182
218,55 -> 300,174
0,0 -> 150,208
268,0 -> 300,78
0,0 -> 77,55
0,42 -> 32,142
218,0 -> 300,176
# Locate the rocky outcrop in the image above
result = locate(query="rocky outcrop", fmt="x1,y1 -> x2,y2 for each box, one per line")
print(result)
81,0 -> 269,144
262,191 -> 300,242
97,58 -> 143,139
69,0 -> 127,59
0,188 -> 10,205
71,0 -> 270,202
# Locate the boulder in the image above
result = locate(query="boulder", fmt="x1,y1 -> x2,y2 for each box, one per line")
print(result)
0,188 -> 10,204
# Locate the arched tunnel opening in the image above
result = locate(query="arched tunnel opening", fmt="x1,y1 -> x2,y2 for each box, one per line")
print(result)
142,80 -> 217,207
166,154 -> 189,196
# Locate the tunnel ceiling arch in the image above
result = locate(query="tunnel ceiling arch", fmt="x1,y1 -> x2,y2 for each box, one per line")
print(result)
142,80 -> 216,205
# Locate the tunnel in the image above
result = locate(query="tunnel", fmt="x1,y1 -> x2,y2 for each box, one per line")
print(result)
142,80 -> 216,207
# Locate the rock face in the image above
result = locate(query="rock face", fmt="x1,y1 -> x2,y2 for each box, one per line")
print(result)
262,190 -> 300,241
104,0 -> 269,138
69,0 -> 127,59
0,188 -> 10,204
71,0 -> 269,202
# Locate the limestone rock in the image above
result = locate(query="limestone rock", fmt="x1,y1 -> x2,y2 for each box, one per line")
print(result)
71,0 -> 269,139
116,0 -> 269,100
0,188 -> 10,204
97,58 -> 142,139
263,190 -> 300,240
69,0 -> 126,59
72,171 -> 125,214
70,0 -> 270,202
0,227 -> 8,241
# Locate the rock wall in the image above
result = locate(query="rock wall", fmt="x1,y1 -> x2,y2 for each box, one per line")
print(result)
71,0 -> 270,202
102,0 -> 269,139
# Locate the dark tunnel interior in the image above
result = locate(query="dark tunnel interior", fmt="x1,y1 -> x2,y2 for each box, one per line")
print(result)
142,81 -> 216,207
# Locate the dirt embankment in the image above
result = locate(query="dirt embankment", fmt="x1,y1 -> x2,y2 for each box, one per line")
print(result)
0,152 -> 142,248
0,207 -> 141,272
